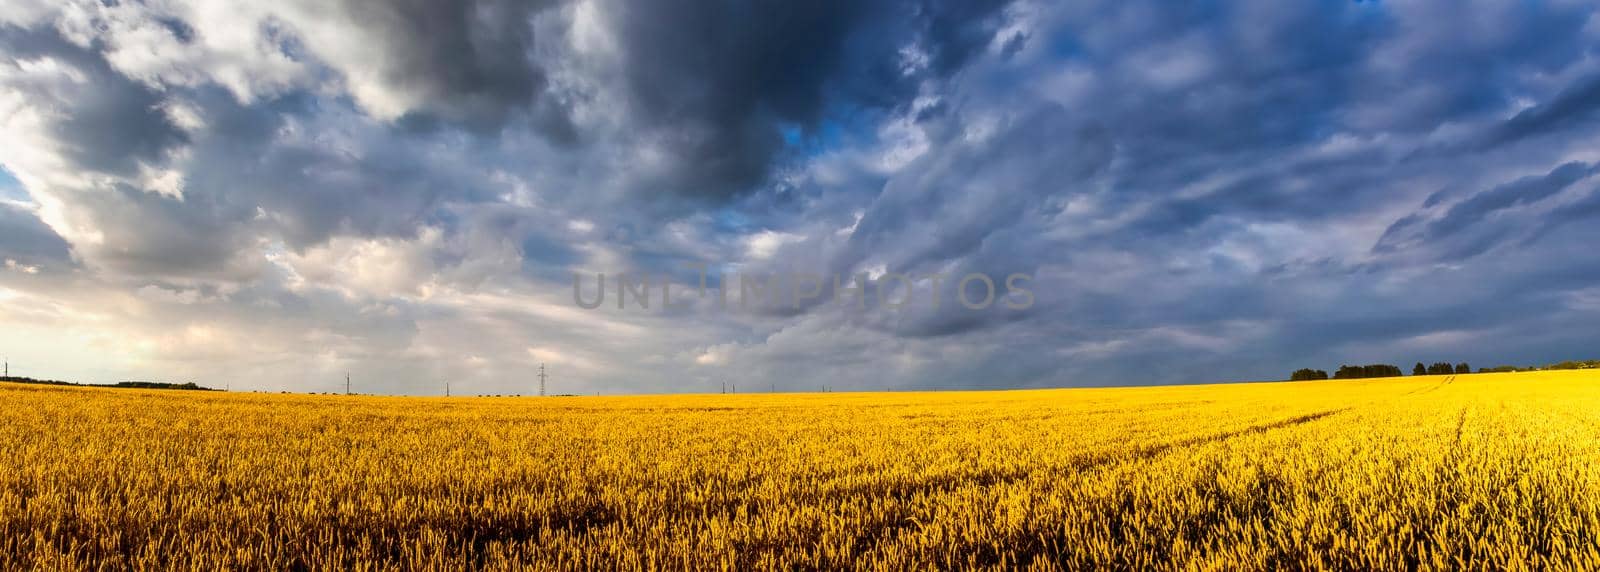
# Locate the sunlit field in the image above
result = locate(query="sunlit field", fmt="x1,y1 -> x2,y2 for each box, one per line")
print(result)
3,371 -> 1598,570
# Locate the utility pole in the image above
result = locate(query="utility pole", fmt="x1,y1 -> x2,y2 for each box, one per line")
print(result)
445,380 -> 450,397
3,357 -> 7,378
345,372 -> 351,395
538,363 -> 547,397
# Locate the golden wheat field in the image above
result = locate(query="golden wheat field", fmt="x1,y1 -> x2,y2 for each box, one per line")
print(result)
2,371 -> 1599,570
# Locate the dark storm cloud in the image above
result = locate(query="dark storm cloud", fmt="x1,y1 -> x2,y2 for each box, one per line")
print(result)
604,0 -> 1014,201
311,0 -> 572,133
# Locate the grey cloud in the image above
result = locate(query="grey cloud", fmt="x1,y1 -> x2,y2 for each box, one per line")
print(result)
168,87 -> 517,254
1525,182 -> 1600,247
1375,161 -> 1596,257
287,0 -> 572,133
0,203 -> 71,269
0,28 -> 188,178
1481,75 -> 1600,150
844,105 -> 1111,272
1347,0 -> 1592,133
62,183 -> 262,279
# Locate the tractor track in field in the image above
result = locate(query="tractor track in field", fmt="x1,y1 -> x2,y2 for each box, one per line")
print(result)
1106,407 -> 1353,466
831,406 -> 1357,550
1403,375 -> 1455,397
842,406 -> 1357,503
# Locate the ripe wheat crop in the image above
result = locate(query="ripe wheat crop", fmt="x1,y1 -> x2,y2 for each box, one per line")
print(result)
2,371 -> 1598,570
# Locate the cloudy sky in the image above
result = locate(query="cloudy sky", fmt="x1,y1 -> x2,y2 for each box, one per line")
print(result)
2,0 -> 1600,394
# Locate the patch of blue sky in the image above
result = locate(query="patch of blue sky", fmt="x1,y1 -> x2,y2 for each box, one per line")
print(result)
0,166 -> 28,202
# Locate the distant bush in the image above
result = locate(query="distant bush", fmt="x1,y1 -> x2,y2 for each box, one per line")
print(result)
1290,369 -> 1329,381
1333,364 -> 1403,379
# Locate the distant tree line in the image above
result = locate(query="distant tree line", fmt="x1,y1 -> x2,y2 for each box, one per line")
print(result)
0,376 -> 211,391
0,375 -> 76,387
1476,359 -> 1600,373
112,381 -> 208,390
1289,361 -> 1471,381
1290,357 -> 1600,381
